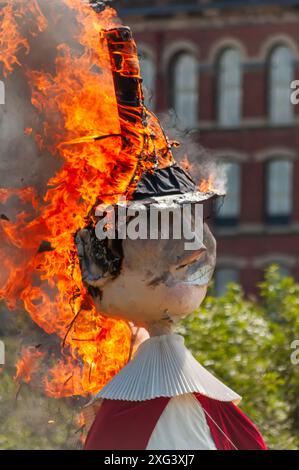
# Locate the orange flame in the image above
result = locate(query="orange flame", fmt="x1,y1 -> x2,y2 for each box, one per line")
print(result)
0,0 -> 47,76
199,175 -> 215,193
0,3 -> 140,397
180,154 -> 193,173
15,347 -> 45,385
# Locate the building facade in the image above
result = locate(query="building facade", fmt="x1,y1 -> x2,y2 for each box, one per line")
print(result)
117,0 -> 299,294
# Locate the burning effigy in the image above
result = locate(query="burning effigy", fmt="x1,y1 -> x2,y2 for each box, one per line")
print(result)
0,0 -> 267,450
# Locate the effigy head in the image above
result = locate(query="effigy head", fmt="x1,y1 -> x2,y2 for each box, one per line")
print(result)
75,25 -> 222,336
75,187 -> 217,335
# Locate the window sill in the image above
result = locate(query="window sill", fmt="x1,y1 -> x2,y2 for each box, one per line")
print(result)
197,118 -> 299,132
214,222 -> 299,237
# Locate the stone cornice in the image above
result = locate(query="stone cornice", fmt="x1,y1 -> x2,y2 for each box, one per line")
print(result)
125,10 -> 299,33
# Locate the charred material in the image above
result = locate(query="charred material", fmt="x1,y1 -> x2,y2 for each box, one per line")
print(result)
89,1 -> 110,13
100,26 -> 174,194
101,27 -> 145,136
75,227 -> 123,289
133,164 -> 196,200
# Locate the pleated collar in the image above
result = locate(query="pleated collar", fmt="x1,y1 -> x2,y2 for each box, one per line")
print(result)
94,334 -> 241,403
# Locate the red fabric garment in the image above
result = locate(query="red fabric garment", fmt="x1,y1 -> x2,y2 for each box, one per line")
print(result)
84,394 -> 267,450
84,397 -> 170,450
195,394 -> 267,450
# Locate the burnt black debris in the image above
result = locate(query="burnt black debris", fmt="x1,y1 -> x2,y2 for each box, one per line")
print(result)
134,164 -> 196,200
75,227 -> 123,287
89,1 -> 111,13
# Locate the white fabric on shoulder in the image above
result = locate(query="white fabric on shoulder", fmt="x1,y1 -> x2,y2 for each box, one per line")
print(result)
147,393 -> 217,450
94,334 -> 241,403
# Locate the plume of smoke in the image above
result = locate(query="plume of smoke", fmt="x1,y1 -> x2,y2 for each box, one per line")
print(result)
0,299 -> 83,449
160,110 -> 228,194
0,1 -> 93,192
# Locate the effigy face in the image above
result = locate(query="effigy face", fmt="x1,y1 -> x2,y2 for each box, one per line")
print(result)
73,23 -> 220,336
76,207 -> 216,334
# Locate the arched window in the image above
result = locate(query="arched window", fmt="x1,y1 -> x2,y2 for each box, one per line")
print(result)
217,48 -> 242,127
171,52 -> 198,129
216,162 -> 241,224
139,51 -> 156,110
269,46 -> 294,124
215,267 -> 239,296
266,160 -> 293,223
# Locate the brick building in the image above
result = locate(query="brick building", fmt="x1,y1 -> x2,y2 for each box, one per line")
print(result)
117,0 -> 299,294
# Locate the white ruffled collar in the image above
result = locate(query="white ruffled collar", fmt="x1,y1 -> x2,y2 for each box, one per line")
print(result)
94,334 -> 241,403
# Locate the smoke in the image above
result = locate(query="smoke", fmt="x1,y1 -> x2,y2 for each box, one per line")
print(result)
0,1 -> 88,192
159,110 -> 228,194
0,299 -> 82,449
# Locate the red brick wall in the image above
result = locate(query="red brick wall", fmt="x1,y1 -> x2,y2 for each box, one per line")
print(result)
131,14 -> 299,293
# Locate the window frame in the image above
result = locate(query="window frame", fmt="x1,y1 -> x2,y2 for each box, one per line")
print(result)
139,49 -> 156,110
217,47 -> 243,128
268,45 -> 294,125
215,161 -> 242,227
264,158 -> 293,225
170,51 -> 199,130
214,267 -> 240,297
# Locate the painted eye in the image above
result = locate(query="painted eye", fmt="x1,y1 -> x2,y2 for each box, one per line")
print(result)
176,247 -> 206,270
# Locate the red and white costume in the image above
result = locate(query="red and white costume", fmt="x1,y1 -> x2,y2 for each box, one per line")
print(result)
85,335 -> 267,450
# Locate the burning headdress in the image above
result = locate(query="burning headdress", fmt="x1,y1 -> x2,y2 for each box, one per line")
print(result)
0,1 -> 146,398
75,17 -> 223,304
0,1 -> 219,397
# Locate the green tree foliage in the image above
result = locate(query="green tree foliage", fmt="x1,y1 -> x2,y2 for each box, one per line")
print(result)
181,266 -> 299,450
0,306 -> 80,450
0,266 -> 298,449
